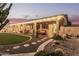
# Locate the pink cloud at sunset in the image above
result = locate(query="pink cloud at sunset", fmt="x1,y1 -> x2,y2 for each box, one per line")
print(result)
8,18 -> 31,24
70,16 -> 79,25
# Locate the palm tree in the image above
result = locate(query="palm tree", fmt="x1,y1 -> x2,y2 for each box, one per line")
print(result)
0,3 -> 12,30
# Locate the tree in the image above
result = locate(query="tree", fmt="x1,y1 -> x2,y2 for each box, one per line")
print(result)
0,3 -> 12,30
67,21 -> 72,26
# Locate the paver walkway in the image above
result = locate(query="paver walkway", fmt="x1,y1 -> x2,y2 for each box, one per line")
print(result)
0,34 -> 48,55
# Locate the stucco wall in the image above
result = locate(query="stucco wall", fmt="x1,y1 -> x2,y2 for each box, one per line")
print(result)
59,26 -> 79,36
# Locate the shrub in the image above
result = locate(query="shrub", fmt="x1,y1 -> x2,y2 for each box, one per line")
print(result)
52,34 -> 64,40
46,51 -> 64,56
34,51 -> 48,56
34,50 -> 64,56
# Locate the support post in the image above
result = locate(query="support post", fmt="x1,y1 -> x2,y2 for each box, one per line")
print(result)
48,23 -> 53,38
33,23 -> 37,37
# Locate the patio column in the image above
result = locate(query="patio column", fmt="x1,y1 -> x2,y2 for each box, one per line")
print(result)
40,24 -> 42,30
48,23 -> 53,38
30,24 -> 33,34
33,23 -> 37,37
56,20 -> 60,34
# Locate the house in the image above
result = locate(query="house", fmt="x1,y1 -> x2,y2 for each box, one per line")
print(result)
0,14 -> 69,38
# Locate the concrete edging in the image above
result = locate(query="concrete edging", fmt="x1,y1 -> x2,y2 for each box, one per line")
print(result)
2,52 -> 36,56
36,39 -> 53,52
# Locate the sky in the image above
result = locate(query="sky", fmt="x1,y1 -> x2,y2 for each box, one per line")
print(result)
7,3 -> 79,19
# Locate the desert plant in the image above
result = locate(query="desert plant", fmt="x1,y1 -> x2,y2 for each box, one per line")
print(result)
46,51 -> 64,56
52,34 -> 64,40
34,50 -> 64,56
34,50 -> 48,56
0,3 -> 12,30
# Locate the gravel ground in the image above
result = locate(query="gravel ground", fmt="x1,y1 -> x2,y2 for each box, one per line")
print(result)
44,37 -> 79,56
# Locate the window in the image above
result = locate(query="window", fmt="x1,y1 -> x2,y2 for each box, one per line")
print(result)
37,24 -> 40,29
42,23 -> 48,29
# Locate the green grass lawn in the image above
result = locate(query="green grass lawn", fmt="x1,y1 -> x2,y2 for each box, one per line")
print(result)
0,33 -> 30,45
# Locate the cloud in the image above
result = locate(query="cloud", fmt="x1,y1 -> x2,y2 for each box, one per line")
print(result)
8,18 -> 31,24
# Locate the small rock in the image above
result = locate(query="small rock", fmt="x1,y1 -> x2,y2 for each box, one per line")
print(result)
63,34 -> 67,38
53,40 -> 57,42
41,39 -> 44,41
37,40 -> 41,42
13,46 -> 20,49
23,44 -> 30,47
53,40 -> 60,45
55,48 -> 64,54
52,44 -> 55,47
6,49 -> 10,51
31,42 -> 37,44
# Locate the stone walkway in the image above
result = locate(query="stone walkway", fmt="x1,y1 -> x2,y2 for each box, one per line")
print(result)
0,36 -> 48,55
2,38 -> 52,56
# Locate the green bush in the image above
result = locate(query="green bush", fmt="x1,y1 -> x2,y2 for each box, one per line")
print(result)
52,34 -> 64,40
46,52 -> 64,56
34,51 -> 48,56
34,50 -> 64,56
